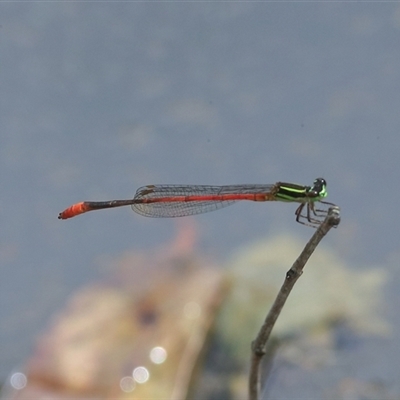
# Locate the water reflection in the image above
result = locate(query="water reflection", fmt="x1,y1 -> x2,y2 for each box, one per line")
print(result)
149,346 -> 167,364
120,376 -> 135,392
133,366 -> 150,384
10,372 -> 27,390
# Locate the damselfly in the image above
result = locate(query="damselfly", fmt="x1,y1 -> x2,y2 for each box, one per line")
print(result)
58,178 -> 335,227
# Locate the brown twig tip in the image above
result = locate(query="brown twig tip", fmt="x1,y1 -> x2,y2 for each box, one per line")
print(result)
327,206 -> 341,226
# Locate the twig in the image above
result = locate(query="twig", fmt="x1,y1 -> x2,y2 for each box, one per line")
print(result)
248,206 -> 341,400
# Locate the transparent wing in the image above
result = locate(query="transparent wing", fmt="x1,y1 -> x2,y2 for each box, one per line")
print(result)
131,184 -> 274,217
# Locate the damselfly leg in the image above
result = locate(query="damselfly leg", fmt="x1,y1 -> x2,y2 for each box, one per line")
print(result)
296,201 -> 338,227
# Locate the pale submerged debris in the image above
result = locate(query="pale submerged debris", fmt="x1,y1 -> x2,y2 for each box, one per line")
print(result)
218,235 -> 388,361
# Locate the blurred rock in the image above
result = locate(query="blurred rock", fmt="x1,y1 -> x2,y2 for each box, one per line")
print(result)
5,223 -> 228,400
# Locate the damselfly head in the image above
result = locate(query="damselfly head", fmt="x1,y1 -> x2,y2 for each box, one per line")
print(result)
312,178 -> 327,198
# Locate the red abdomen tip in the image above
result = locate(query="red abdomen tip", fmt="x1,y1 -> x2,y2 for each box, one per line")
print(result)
58,202 -> 87,220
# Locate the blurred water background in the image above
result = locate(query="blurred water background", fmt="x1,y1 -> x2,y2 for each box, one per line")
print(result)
2,3 -> 400,398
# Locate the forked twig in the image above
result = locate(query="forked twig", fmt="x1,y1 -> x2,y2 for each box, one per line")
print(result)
248,206 -> 341,400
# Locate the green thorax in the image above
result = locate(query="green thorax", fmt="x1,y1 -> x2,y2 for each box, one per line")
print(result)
275,178 -> 328,203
